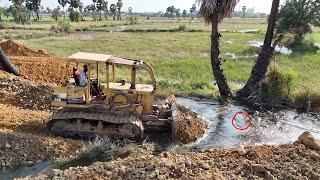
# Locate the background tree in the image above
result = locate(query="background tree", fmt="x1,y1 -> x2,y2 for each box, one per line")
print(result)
46,7 -> 52,14
79,2 -> 84,20
197,0 -> 237,97
116,0 -> 123,20
128,7 -> 132,15
96,0 -> 105,21
58,0 -> 68,19
103,0 -> 108,20
26,0 -> 41,20
242,6 -> 246,19
189,4 -> 196,23
69,0 -> 81,22
175,8 -> 181,22
182,9 -> 187,19
277,0 -> 320,47
165,6 -> 175,18
110,3 -> 116,20
92,0 -> 97,20
9,0 -> 28,24
52,6 -> 62,21
237,0 -> 281,99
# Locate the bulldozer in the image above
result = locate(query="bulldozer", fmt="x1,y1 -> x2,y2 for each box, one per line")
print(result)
47,52 -> 179,140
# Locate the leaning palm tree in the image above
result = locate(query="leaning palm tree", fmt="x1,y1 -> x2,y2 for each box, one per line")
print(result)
197,0 -> 237,97
236,0 -> 281,99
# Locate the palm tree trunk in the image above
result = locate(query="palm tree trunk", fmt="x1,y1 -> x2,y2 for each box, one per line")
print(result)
211,13 -> 232,98
236,0 -> 280,99
63,6 -> 65,20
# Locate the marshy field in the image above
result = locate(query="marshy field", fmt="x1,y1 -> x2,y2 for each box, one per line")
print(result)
1,17 -> 319,99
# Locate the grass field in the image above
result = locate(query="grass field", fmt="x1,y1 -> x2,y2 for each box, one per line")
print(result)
1,17 -> 319,98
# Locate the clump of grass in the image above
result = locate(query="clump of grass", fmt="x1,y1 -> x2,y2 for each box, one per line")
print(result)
258,69 -> 292,105
292,40 -> 319,54
56,136 -> 134,169
176,24 -> 187,32
294,90 -> 320,112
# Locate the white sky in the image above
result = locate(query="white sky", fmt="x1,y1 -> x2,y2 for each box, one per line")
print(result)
0,0 -> 286,13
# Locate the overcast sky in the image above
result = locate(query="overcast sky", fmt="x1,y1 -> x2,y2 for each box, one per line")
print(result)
0,0 -> 286,13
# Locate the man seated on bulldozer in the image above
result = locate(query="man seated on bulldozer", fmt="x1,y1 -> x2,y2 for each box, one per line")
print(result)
72,67 -> 80,86
79,65 -> 88,86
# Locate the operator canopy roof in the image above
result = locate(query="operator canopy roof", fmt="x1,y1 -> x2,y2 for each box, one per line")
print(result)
67,52 -> 144,67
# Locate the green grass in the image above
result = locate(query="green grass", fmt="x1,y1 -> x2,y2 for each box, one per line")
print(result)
2,18 -> 317,98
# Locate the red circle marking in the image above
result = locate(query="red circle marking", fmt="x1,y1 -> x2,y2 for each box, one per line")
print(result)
231,112 -> 252,131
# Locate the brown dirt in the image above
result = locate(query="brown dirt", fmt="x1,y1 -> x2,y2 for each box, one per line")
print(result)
177,105 -> 207,143
10,56 -> 67,85
0,132 -> 84,170
0,40 -> 67,85
25,140 -> 320,180
0,40 -> 49,57
0,75 -> 52,111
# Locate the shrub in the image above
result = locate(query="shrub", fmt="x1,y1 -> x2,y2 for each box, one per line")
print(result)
57,20 -> 72,34
176,24 -> 187,32
294,90 -> 320,112
69,11 -> 82,22
125,16 -> 138,25
258,70 -> 292,104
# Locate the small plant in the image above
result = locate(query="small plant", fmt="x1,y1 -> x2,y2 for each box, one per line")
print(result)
294,90 -> 320,112
125,15 -> 138,25
57,20 -> 72,34
177,24 -> 187,32
258,70 -> 292,104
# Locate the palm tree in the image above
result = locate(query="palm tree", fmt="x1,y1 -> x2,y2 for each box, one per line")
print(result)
96,0 -> 105,21
110,3 -> 116,20
69,0 -> 80,22
197,0 -> 237,97
92,0 -> 97,20
116,0 -> 123,20
236,0 -> 281,99
58,0 -> 68,19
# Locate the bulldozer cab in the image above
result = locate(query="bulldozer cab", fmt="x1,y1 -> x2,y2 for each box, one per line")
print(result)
52,52 -> 157,116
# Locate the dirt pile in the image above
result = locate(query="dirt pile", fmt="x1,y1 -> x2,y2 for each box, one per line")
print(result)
0,103 -> 50,134
0,40 -> 48,57
24,134 -> 320,180
0,40 -> 67,85
10,56 -> 67,85
0,75 -> 52,110
177,105 -> 207,143
0,132 -> 84,170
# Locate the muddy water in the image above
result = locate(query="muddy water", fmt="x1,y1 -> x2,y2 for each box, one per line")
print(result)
0,161 -> 53,180
176,98 -> 320,149
249,40 -> 293,55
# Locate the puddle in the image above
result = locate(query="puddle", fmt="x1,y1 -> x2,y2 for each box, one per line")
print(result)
224,52 -> 258,60
226,39 -> 234,44
176,98 -> 320,149
0,161 -> 53,180
249,40 -> 292,55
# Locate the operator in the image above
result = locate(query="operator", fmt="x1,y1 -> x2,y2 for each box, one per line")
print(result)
72,67 -> 80,86
79,65 -> 88,86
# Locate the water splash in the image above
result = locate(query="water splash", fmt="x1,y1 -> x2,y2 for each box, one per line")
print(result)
176,98 -> 320,149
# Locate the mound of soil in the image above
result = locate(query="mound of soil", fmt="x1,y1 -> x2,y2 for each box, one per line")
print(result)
0,103 -> 50,134
0,40 -> 48,57
0,132 -> 84,170
26,135 -> 320,180
0,75 -> 52,111
10,56 -> 67,85
177,105 -> 207,143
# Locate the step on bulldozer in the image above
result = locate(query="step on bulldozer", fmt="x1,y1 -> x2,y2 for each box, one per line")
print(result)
47,52 -> 179,140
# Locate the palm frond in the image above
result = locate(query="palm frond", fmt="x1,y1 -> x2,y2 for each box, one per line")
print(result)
197,0 -> 238,24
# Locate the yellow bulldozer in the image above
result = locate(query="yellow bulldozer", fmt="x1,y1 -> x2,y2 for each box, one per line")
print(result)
47,52 -> 179,140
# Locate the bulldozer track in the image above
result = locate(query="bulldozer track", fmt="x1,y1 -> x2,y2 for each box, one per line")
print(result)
47,108 -> 144,140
